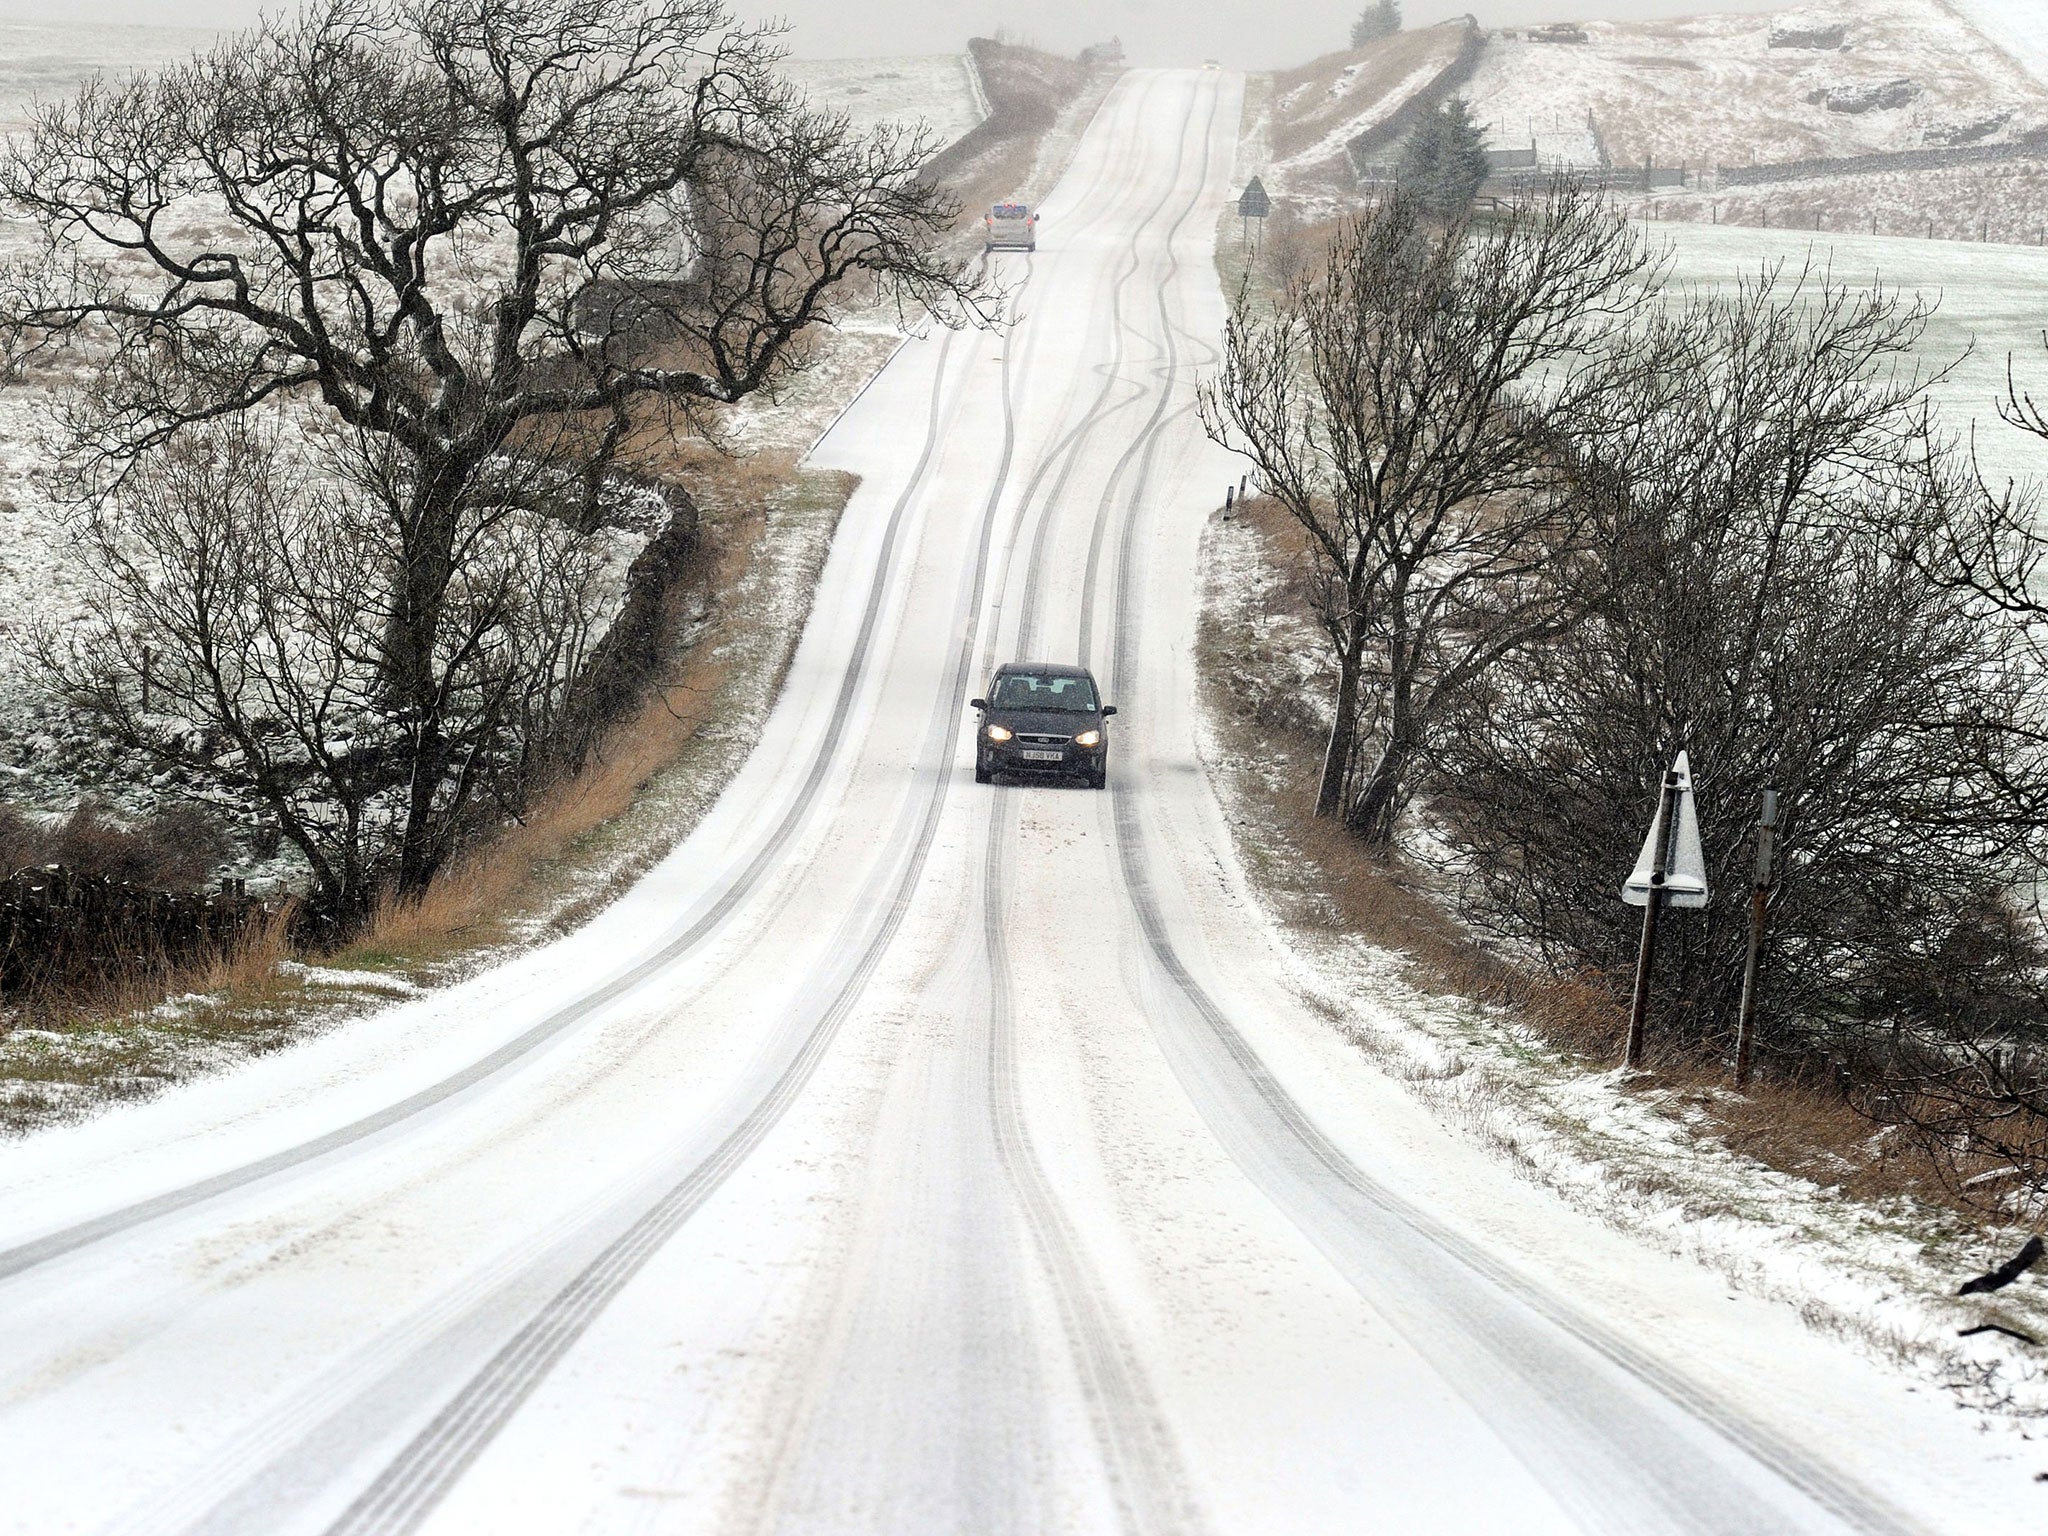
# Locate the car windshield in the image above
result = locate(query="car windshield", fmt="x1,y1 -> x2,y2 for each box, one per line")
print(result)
991,673 -> 1098,712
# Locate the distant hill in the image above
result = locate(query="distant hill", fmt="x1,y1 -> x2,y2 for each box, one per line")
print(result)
0,21 -> 216,132
1462,0 -> 2047,172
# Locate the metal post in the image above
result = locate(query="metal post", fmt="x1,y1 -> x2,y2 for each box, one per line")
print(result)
1624,768 -> 1682,1068
1732,787 -> 1779,1089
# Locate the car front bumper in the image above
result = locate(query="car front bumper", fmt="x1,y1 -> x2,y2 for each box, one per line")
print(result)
981,741 -> 1104,777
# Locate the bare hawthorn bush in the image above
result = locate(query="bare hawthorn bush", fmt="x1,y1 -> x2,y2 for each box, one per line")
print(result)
0,799 -> 227,888
1828,314 -> 2048,1207
0,0 -> 989,925
1199,181 -> 1653,843
37,416 -> 622,924
1429,269 -> 2048,1169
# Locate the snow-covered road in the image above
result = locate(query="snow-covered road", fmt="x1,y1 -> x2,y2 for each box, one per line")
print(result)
0,70 -> 2036,1535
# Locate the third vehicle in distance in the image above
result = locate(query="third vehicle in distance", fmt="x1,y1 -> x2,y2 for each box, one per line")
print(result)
984,201 -> 1039,253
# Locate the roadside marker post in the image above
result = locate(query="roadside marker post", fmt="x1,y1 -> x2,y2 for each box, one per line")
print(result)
1237,177 -> 1270,248
1621,750 -> 1710,1068
1732,787 -> 1779,1089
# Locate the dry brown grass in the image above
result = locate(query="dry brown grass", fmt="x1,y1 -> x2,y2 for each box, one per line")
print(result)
185,901 -> 299,1000
1200,494 -> 1990,1216
1,50 -> 1116,1121
1267,26 -> 1470,170
336,449 -> 847,970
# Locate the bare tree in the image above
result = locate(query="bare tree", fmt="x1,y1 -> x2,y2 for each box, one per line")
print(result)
1909,333 -> 2048,827
1,0 -> 989,916
1199,181 -> 1651,843
39,416 -> 619,924
1432,270 -> 2048,1080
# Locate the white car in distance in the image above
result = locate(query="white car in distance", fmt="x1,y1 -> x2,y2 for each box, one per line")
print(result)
985,201 -> 1038,253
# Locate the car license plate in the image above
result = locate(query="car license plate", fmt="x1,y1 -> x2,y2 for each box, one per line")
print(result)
1021,749 -> 1064,762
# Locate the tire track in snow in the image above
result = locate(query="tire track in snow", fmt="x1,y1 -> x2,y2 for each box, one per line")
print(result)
745,79 -> 1213,1534
307,157 -> 1219,1520
1070,80 -> 1220,675
1000,72 -> 1175,671
1089,74 -> 1933,1536
982,793 -> 1212,1536
975,76 -> 1219,1536
0,319 -> 975,1289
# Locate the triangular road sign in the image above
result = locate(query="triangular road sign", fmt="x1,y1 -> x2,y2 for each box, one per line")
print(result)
1622,750 -> 1710,908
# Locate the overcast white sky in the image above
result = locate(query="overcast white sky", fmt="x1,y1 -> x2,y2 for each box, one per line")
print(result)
0,1 -> 1784,69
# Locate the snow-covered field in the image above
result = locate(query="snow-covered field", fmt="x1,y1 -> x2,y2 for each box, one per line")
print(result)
0,20 -> 212,131
0,26 -> 988,154
1649,154 -> 2048,244
1654,218 -> 2048,483
780,53 -> 985,152
1465,0 -> 2048,169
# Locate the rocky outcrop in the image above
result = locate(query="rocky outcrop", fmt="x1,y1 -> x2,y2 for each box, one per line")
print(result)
1807,77 -> 1919,114
1770,19 -> 1849,50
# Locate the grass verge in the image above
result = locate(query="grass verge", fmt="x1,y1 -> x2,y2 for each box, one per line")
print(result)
0,450 -> 857,1133
1197,493 -> 2048,1430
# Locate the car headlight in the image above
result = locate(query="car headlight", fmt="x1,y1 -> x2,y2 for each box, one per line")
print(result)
986,723 -> 1013,742
1074,730 -> 1101,748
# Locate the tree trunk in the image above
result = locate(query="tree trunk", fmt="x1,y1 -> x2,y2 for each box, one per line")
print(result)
1348,669 -> 1414,847
388,460 -> 468,899
1347,741 -> 1409,846
1317,628 -> 1367,818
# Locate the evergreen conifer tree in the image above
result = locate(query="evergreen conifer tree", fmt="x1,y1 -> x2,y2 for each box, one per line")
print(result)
1396,98 -> 1490,217
1350,0 -> 1401,48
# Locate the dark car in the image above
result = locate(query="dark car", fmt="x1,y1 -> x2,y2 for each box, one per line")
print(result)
970,662 -> 1116,788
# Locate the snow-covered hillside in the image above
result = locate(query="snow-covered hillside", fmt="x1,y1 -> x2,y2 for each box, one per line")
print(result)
1262,24 -> 1472,200
1464,0 -> 2047,170
1946,0 -> 2048,91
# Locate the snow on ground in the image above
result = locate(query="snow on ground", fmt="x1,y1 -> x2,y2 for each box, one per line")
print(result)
1947,0 -> 2048,91
6,78 -> 2043,1530
1262,25 -> 1471,196
1651,218 -> 2048,484
0,20 -> 212,132
1197,510 -> 2048,1455
1649,154 -> 2048,244
1463,0 -> 2048,170
780,53 -> 985,153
